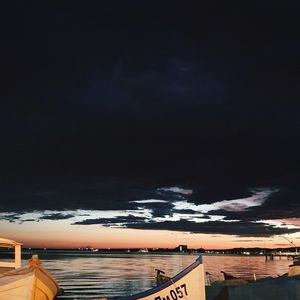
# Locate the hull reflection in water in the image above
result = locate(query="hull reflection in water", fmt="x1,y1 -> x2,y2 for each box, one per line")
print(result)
96,256 -> 206,300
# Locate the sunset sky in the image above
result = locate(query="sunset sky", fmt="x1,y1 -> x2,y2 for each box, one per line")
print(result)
1,2 -> 300,249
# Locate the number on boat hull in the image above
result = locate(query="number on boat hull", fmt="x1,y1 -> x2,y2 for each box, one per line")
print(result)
154,283 -> 188,300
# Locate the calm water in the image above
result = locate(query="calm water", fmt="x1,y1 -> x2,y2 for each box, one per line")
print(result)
2,250 -> 293,299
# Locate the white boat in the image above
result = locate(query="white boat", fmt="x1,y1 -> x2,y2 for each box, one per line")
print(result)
138,248 -> 149,253
96,256 -> 206,300
0,238 -> 60,300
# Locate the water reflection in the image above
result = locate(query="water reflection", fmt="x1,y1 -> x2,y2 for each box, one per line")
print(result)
13,251 -> 292,299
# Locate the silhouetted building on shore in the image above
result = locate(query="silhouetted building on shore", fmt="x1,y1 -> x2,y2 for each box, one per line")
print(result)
175,245 -> 188,252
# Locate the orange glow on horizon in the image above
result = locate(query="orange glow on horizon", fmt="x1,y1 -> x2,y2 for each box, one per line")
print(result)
2,219 -> 300,250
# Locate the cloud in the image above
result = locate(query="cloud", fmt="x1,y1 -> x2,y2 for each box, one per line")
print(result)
157,187 -> 193,195
67,187 -> 300,237
73,214 -> 147,227
128,219 -> 300,237
39,213 -> 75,220
276,218 -> 300,227
0,213 -> 20,223
72,215 -> 300,237
172,189 -> 276,213
2,185 -> 300,237
256,219 -> 300,231
130,199 -> 169,204
219,187 -> 300,222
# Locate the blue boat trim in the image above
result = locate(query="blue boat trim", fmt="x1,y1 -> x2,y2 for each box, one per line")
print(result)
112,256 -> 203,300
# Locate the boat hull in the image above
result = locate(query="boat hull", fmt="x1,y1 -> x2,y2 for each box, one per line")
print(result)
0,264 -> 59,300
288,264 -> 300,277
108,256 -> 206,300
206,274 -> 300,300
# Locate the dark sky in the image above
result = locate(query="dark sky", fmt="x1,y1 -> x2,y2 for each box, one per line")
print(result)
1,1 -> 300,238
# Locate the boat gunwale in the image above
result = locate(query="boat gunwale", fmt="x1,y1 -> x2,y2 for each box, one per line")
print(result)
0,238 -> 22,248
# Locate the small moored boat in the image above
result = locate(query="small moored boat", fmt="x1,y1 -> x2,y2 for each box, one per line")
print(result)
0,237 -> 60,300
221,271 -> 256,282
155,268 -> 171,286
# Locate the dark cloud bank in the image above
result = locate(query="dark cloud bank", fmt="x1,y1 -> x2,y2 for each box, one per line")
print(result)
1,2 -> 300,237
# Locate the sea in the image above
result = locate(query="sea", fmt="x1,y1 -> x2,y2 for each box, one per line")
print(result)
1,250 -> 293,299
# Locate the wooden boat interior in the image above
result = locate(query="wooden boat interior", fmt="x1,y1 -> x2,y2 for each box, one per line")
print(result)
0,237 -> 22,274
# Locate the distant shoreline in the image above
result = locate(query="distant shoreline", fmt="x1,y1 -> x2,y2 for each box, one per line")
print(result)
1,246 -> 298,257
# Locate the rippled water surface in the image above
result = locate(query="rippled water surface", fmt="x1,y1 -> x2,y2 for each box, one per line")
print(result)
4,250 -> 293,299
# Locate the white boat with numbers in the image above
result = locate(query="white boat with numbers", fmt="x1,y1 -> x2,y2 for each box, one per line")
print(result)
96,256 -> 206,300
